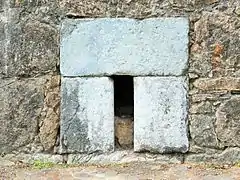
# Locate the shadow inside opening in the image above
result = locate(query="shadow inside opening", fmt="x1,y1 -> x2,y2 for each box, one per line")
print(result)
111,75 -> 134,150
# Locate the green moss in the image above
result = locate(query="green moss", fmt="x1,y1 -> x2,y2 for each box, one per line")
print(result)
19,0 -> 25,5
33,160 -> 54,169
235,162 -> 240,168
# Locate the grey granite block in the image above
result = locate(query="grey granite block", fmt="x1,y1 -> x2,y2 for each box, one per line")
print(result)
60,77 -> 114,153
60,18 -> 188,76
134,76 -> 189,153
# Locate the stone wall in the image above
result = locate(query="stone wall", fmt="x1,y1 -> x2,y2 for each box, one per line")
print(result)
0,0 -> 240,164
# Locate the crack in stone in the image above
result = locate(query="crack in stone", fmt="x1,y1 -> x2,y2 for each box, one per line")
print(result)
0,81 -> 15,88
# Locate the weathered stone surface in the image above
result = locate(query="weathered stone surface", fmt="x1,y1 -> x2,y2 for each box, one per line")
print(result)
60,18 -> 188,76
0,10 -> 5,36
0,0 -> 8,11
2,20 -> 59,77
0,77 -> 47,154
60,77 -> 114,153
188,142 -> 221,154
188,73 -> 199,80
0,157 -> 15,167
185,148 -> 240,165
134,77 -> 188,153
216,97 -> 240,147
189,101 -> 214,114
193,78 -> 240,91
190,12 -> 240,77
0,0 -> 239,165
39,75 -> 60,151
189,11 -> 240,77
59,0 -> 116,17
189,115 -> 218,148
2,153 -> 63,164
0,19 -> 5,77
191,91 -> 230,102
0,1 -> 60,78
59,0 -> 238,17
10,0 -> 55,8
67,150 -> 183,165
115,117 -> 133,149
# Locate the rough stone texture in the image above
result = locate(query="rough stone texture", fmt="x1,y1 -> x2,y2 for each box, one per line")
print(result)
188,7 -> 240,156
67,150 -> 183,165
60,18 -> 188,76
0,0 -> 60,78
188,143 -> 221,154
60,77 -> 114,153
0,76 -> 48,154
0,0 -> 239,163
10,163 -> 240,180
191,91 -> 230,103
189,101 -> 214,114
189,115 -> 218,148
186,148 -> 240,165
0,2 -> 7,77
134,77 -> 188,153
115,117 -> 133,149
39,75 -> 60,151
59,1 -> 240,18
3,19 -> 59,77
190,11 -> 240,78
216,97 -> 240,147
0,157 -> 15,167
0,26 -> 5,77
193,78 -> 240,91
2,153 -> 63,164
59,0 -> 116,17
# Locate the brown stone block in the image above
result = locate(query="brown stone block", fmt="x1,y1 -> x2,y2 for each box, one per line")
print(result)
59,0 -> 116,17
216,97 -> 240,147
189,115 -> 218,148
39,75 -> 60,151
193,77 -> 240,91
190,12 -> 240,77
0,75 -> 60,153
190,91 -> 230,102
189,101 -> 214,114
115,116 -> 133,149
59,0 -> 224,18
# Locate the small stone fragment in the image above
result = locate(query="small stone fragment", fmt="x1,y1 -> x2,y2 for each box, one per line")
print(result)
193,78 -> 240,91
115,116 -> 133,149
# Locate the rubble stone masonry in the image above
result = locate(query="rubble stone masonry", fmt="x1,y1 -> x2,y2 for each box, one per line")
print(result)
0,0 -> 240,164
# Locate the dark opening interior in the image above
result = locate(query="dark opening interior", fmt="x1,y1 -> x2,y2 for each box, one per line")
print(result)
111,75 -> 134,150
111,75 -> 134,117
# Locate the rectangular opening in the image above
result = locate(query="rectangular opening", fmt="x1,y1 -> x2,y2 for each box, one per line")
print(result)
111,75 -> 134,150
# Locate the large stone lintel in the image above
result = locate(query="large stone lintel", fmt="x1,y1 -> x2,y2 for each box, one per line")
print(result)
60,18 -> 188,76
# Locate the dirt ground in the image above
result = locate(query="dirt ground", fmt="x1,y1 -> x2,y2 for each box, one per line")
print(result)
1,162 -> 240,180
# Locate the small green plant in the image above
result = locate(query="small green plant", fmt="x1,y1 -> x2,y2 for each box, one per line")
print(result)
235,162 -> 240,167
33,160 -> 54,169
205,163 -> 217,169
19,0 -> 25,4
